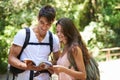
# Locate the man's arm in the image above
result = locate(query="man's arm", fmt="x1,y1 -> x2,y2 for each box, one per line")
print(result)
8,44 -> 45,71
8,44 -> 27,70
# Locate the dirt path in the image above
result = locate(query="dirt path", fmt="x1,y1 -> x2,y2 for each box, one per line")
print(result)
99,59 -> 120,80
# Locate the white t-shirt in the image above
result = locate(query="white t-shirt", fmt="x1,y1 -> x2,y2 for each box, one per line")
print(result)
13,27 -> 60,80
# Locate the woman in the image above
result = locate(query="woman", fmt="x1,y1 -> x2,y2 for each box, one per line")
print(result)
51,18 -> 91,80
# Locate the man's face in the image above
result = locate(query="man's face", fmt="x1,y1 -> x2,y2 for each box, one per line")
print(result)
38,17 -> 52,36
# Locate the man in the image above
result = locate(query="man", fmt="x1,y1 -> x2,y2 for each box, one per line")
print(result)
8,5 -> 60,80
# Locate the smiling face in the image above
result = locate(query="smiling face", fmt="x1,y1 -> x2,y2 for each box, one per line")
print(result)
56,24 -> 67,44
38,17 -> 52,36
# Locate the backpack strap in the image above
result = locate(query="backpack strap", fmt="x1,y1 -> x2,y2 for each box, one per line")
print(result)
33,31 -> 53,77
67,52 -> 79,71
49,31 -> 53,53
17,28 -> 34,80
28,31 -> 53,53
11,28 -> 30,80
68,53 -> 100,80
17,28 -> 30,59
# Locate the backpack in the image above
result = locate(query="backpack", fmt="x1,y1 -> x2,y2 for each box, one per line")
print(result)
9,28 -> 53,80
67,52 -> 100,80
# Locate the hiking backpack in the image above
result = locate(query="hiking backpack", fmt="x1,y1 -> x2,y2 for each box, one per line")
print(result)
8,28 -> 53,80
68,52 -> 100,80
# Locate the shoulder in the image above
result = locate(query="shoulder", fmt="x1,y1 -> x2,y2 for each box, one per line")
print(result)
53,34 -> 59,41
13,28 -> 26,46
70,43 -> 82,56
49,32 -> 60,52
15,28 -> 26,36
50,32 -> 59,43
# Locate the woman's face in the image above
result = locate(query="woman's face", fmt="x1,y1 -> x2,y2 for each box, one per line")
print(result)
56,24 -> 67,44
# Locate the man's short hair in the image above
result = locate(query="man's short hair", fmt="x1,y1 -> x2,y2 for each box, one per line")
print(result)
38,5 -> 56,22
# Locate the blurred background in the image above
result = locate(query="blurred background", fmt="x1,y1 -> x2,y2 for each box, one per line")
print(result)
0,0 -> 120,80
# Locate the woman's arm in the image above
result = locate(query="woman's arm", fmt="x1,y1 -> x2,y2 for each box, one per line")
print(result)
52,46 -> 86,80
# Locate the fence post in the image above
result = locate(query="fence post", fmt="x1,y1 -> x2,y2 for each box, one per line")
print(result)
106,50 -> 111,61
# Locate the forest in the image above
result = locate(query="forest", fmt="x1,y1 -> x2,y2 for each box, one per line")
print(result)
0,0 -> 120,74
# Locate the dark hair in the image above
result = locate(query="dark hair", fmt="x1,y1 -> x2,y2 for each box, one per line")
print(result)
56,18 -> 90,65
38,5 -> 56,22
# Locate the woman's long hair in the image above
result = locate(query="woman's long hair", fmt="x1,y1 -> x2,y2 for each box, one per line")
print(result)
56,18 -> 90,65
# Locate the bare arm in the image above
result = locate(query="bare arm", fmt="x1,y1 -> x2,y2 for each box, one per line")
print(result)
8,44 -> 27,70
72,46 -> 86,79
52,46 -> 86,80
8,44 -> 42,71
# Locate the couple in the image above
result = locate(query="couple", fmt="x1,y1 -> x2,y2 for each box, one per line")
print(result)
8,5 -> 96,80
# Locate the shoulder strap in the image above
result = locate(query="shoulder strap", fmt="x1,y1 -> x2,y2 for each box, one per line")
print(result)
17,28 -> 30,59
26,31 -> 53,52
49,31 -> 53,53
68,53 -> 100,80
67,53 -> 79,71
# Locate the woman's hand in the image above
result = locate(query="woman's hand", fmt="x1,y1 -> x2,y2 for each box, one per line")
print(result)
51,65 -> 65,74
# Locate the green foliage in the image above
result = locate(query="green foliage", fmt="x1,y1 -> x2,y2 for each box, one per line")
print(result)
0,37 -> 8,74
96,0 -> 120,48
0,61 -> 7,74
0,25 -> 17,74
79,0 -> 98,31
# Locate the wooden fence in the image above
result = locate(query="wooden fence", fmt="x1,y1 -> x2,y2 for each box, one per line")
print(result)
99,47 -> 120,61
